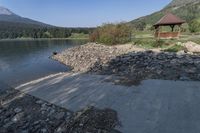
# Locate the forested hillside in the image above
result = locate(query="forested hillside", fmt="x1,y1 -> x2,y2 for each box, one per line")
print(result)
0,21 -> 93,39
129,0 -> 200,30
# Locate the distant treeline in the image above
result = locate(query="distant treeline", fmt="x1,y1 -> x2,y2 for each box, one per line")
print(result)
0,21 -> 94,39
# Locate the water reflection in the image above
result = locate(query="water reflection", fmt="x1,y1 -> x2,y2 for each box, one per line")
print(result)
0,39 -> 86,87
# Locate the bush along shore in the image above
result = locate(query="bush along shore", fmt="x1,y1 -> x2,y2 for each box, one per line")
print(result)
53,42 -> 200,85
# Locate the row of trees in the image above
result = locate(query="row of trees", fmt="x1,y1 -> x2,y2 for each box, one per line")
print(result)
90,23 -> 132,45
0,21 -> 93,39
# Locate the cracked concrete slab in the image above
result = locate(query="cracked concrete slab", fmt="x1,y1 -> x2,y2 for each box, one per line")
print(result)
16,73 -> 200,133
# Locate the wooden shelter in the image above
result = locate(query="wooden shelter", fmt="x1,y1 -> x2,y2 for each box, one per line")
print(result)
154,13 -> 185,39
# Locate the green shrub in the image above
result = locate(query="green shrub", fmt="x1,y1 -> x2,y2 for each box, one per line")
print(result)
154,40 -> 165,47
89,23 -> 132,45
164,45 -> 184,52
189,19 -> 200,33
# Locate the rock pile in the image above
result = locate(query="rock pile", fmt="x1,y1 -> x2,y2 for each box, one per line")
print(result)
53,43 -> 143,72
67,106 -> 121,133
93,50 -> 200,82
53,43 -> 200,83
0,88 -> 72,133
0,88 -> 120,133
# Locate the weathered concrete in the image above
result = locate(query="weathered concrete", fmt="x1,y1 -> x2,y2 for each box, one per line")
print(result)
16,73 -> 200,133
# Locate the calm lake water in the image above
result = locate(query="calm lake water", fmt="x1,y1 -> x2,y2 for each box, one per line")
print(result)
0,39 -> 86,88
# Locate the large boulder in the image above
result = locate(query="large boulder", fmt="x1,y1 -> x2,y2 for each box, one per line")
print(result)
183,41 -> 200,53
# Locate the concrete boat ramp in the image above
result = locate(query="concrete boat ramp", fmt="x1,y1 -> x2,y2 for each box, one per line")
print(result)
16,72 -> 200,133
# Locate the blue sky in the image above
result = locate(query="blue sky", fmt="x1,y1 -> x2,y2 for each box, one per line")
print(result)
0,0 -> 172,27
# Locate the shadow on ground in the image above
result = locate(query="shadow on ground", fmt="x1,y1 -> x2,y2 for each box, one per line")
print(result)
88,50 -> 200,86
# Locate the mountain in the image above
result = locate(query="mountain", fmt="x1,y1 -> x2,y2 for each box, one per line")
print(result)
0,6 -> 51,27
0,6 -> 14,15
0,6 -> 93,39
129,0 -> 200,30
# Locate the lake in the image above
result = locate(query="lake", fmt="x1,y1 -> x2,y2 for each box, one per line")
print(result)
0,39 -> 86,88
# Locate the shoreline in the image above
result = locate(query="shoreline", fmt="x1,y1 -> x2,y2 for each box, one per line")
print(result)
0,38 -> 89,42
52,42 -> 200,84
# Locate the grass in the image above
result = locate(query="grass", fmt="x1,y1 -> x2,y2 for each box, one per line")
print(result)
163,45 -> 185,52
132,31 -> 154,38
92,29 -> 200,53
68,33 -> 89,39
131,31 -> 200,52
132,38 -> 187,53
132,38 -> 175,49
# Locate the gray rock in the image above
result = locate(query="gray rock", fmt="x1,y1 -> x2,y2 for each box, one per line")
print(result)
40,128 -> 48,133
3,121 -> 14,128
179,76 -> 190,81
14,107 -> 22,113
36,100 -> 44,104
33,120 -> 41,125
48,109 -> 55,116
56,126 -> 66,133
12,113 -> 23,122
54,112 -> 65,120
21,130 -> 29,133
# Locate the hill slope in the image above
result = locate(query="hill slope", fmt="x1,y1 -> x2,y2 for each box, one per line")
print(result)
166,0 -> 199,7
129,0 -> 200,29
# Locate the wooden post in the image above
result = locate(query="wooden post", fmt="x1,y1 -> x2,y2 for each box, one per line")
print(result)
157,26 -> 161,40
154,26 -> 158,38
170,25 -> 175,32
177,25 -> 181,39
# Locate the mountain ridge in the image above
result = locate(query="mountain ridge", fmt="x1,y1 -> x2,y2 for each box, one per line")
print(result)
0,6 -> 51,27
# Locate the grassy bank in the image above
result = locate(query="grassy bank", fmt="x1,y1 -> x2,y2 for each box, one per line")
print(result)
130,31 -> 200,52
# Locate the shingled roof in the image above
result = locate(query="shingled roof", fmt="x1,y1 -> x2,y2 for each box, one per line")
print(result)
154,13 -> 185,26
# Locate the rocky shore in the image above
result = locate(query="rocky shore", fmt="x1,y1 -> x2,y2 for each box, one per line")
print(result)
53,43 -> 200,85
53,43 -> 144,72
0,87 -> 121,133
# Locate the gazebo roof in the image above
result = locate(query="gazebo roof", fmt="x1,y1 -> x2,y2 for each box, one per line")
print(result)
154,13 -> 185,26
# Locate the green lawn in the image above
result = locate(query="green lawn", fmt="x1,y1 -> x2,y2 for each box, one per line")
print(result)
131,31 -> 200,52
68,33 -> 89,39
